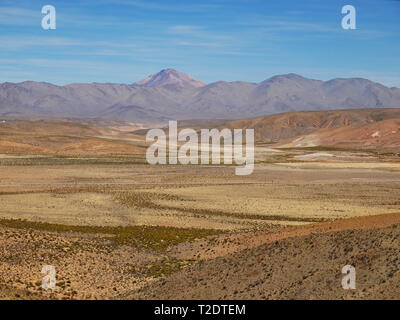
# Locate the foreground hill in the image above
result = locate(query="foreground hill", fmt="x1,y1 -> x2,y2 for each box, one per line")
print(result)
132,213 -> 400,300
1,210 -> 398,300
1,70 -> 400,122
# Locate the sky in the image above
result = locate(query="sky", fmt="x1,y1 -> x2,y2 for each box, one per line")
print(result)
0,0 -> 399,86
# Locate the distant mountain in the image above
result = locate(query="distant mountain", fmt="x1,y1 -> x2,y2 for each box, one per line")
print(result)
1,71 -> 400,122
135,69 -> 206,89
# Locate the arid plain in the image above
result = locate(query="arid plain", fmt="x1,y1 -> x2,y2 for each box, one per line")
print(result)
0,109 -> 399,299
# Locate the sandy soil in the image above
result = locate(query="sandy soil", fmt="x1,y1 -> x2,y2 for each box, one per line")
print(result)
1,212 -> 398,300
0,167 -> 399,230
133,213 -> 400,300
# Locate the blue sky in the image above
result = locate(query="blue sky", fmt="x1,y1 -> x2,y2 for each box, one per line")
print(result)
0,0 -> 399,86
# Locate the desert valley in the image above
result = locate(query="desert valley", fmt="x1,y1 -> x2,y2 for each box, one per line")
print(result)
0,70 -> 399,300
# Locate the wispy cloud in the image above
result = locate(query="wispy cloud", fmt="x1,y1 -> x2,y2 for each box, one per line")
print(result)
174,41 -> 223,48
168,25 -> 204,35
166,25 -> 235,48
239,16 -> 340,33
0,35 -> 147,50
99,0 -> 221,12
0,36 -> 84,49
0,6 -> 37,25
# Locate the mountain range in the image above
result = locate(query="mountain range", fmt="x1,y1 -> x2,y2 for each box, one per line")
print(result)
1,69 -> 400,122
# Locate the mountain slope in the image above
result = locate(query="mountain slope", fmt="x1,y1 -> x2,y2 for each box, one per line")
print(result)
131,214 -> 400,300
1,72 -> 400,122
278,117 -> 400,152
220,108 -> 400,142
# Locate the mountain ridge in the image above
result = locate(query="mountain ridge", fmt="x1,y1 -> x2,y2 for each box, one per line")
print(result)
1,70 -> 400,122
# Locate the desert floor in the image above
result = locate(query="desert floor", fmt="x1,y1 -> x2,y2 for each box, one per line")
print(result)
0,150 -> 399,299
